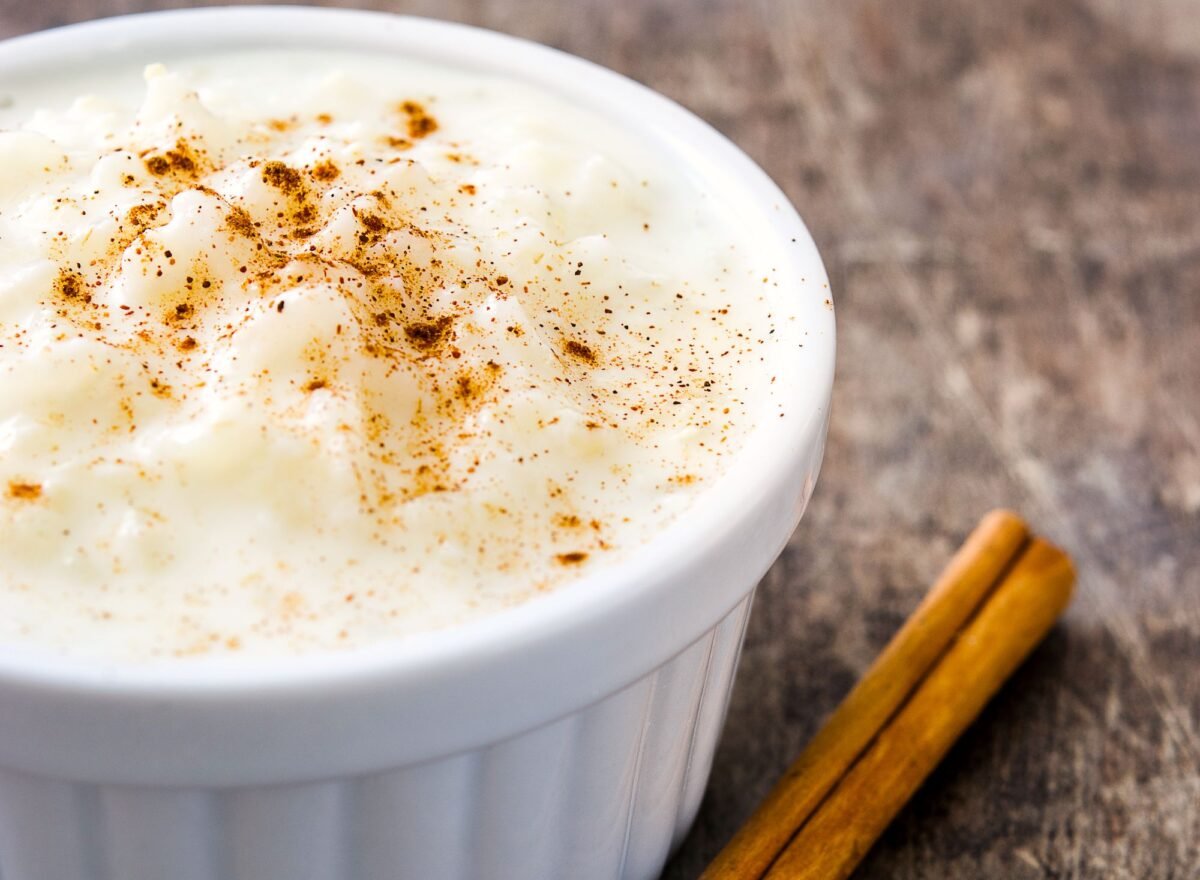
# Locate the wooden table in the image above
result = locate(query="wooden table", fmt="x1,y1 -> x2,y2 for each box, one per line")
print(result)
3,1 -> 1196,877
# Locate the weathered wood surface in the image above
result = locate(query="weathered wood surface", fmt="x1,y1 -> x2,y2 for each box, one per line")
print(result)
2,1 -> 1196,877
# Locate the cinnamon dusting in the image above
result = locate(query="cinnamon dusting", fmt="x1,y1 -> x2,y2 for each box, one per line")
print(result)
53,268 -> 89,303
142,138 -> 204,180
404,317 -> 453,353
6,481 -> 42,501
563,339 -> 598,365
311,160 -> 340,182
399,100 -> 439,139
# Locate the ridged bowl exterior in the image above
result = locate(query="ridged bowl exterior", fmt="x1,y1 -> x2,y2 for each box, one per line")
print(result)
0,597 -> 751,880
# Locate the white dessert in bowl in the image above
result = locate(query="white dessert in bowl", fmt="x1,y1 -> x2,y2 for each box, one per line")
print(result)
0,8 -> 833,880
0,51 -> 781,661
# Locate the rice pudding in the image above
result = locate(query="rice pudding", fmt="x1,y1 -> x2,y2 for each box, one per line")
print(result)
0,51 -> 797,660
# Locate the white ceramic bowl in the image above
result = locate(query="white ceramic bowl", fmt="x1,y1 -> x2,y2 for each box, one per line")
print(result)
0,7 -> 834,880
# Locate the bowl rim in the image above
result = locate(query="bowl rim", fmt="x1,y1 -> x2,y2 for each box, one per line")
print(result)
0,6 -> 835,699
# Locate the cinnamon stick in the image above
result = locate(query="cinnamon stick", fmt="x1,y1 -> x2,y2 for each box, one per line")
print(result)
702,511 -> 1074,880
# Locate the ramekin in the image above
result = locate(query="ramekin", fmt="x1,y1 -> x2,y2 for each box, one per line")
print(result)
0,8 -> 834,879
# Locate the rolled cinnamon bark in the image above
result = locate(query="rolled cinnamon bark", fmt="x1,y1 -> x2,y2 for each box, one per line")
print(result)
702,511 -> 1074,880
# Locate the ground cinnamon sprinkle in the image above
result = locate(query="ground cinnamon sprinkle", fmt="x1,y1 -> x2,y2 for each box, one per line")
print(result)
311,159 -> 340,182
6,481 -> 42,501
148,378 -> 173,399
143,156 -> 170,175
53,267 -> 89,302
404,316 -> 453,352
293,204 -> 317,225
454,373 -> 479,402
225,206 -> 257,238
563,339 -> 599,365
126,202 -> 163,229
555,551 -> 589,565
261,161 -> 304,193
360,213 -> 388,233
142,138 -> 203,179
399,100 -> 439,139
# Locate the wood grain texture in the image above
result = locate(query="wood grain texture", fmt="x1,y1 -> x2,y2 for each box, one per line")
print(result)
1,1 -> 1196,877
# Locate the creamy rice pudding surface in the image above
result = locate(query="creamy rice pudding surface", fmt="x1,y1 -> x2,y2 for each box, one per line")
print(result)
0,52 -> 795,660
